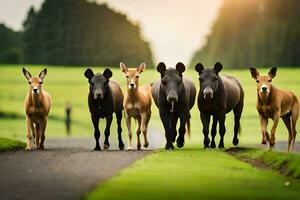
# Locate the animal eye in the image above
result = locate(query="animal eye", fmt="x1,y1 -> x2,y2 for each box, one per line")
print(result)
256,80 -> 259,83
28,81 -> 31,84
39,81 -> 43,84
268,79 -> 272,82
126,75 -> 129,78
136,75 -> 139,78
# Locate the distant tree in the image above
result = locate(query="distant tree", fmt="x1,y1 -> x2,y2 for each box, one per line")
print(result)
190,0 -> 300,68
23,0 -> 154,67
0,24 -> 23,63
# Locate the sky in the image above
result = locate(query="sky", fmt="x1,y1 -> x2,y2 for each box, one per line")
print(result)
0,0 -> 222,66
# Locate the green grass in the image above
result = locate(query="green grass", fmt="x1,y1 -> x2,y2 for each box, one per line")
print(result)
0,137 -> 25,151
230,147 -> 300,179
87,146 -> 300,200
0,64 -> 299,146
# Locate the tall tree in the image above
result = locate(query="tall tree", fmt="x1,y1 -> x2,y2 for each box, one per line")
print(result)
23,0 -> 154,67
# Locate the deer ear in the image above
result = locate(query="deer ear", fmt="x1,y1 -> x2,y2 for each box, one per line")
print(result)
39,68 -> 47,80
249,68 -> 259,79
195,63 -> 204,74
137,63 -> 146,73
120,62 -> 128,73
268,67 -> 277,79
214,62 -> 223,73
103,68 -> 113,79
157,62 -> 166,75
176,62 -> 185,74
84,68 -> 94,80
22,68 -> 32,80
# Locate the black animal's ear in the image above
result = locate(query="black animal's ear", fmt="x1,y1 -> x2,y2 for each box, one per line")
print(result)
195,63 -> 204,74
214,62 -> 223,73
22,68 -> 32,80
103,68 -> 113,79
176,62 -> 185,74
157,62 -> 166,75
249,68 -> 259,79
84,68 -> 94,80
137,63 -> 146,73
39,68 -> 47,80
268,67 -> 277,79
120,62 -> 128,73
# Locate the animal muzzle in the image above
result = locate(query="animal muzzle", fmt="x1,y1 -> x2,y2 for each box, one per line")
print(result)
32,87 -> 39,94
128,82 -> 136,90
203,87 -> 213,99
260,84 -> 269,93
94,92 -> 103,100
167,93 -> 178,103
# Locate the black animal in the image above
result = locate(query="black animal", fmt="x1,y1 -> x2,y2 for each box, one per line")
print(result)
195,62 -> 244,148
151,62 -> 196,150
84,68 -> 125,150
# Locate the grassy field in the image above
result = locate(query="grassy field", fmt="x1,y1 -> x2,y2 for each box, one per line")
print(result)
0,65 -> 299,147
0,137 -> 25,151
87,147 -> 300,200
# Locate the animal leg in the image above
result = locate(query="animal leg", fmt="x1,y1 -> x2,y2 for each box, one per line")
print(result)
269,113 -> 280,149
218,113 -> 226,149
30,121 -> 36,144
141,112 -> 150,148
177,111 -> 188,148
25,116 -> 33,150
116,111 -> 124,150
210,115 -> 218,148
38,119 -> 47,150
136,116 -> 142,150
282,114 -> 293,152
200,112 -> 210,148
125,114 -> 133,150
159,109 -> 174,150
35,123 -> 40,150
104,115 -> 112,150
92,115 -> 101,151
291,102 -> 299,151
233,102 -> 243,146
259,115 -> 268,144
171,112 -> 178,142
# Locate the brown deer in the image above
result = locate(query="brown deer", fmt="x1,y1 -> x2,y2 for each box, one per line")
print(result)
120,62 -> 152,150
23,68 -> 52,150
250,67 -> 299,152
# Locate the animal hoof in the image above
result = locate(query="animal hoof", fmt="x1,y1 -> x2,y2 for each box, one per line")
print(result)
176,138 -> 184,148
119,143 -> 125,150
127,146 -> 132,150
137,144 -> 141,150
104,144 -> 109,150
93,146 -> 101,151
25,146 -> 32,150
218,143 -> 225,149
144,142 -> 149,148
38,145 -> 45,150
165,143 -> 174,150
261,140 -> 267,145
232,138 -> 239,146
210,141 -> 216,148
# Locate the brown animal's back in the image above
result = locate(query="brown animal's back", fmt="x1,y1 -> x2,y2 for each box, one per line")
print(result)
109,80 -> 124,112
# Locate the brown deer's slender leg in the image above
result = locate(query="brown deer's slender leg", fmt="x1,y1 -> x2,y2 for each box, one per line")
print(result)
259,115 -> 268,144
136,116 -> 142,150
125,114 -> 133,150
141,112 -> 149,148
25,116 -> 33,150
282,114 -> 292,152
39,119 -> 47,150
269,113 -> 280,149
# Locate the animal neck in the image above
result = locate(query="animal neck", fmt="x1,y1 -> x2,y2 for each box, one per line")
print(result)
30,89 -> 43,108
127,86 -> 139,98
258,86 -> 273,105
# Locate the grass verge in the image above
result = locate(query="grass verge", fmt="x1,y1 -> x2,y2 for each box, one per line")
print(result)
86,146 -> 300,200
0,137 -> 26,151
227,147 -> 300,179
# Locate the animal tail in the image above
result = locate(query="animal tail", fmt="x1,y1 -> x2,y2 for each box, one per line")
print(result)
186,113 -> 191,137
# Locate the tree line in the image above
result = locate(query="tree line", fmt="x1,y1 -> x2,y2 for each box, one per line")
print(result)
190,0 -> 300,68
0,0 -> 154,67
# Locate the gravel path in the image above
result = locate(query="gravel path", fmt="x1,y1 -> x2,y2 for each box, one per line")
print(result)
0,128 -> 165,200
251,141 -> 300,152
